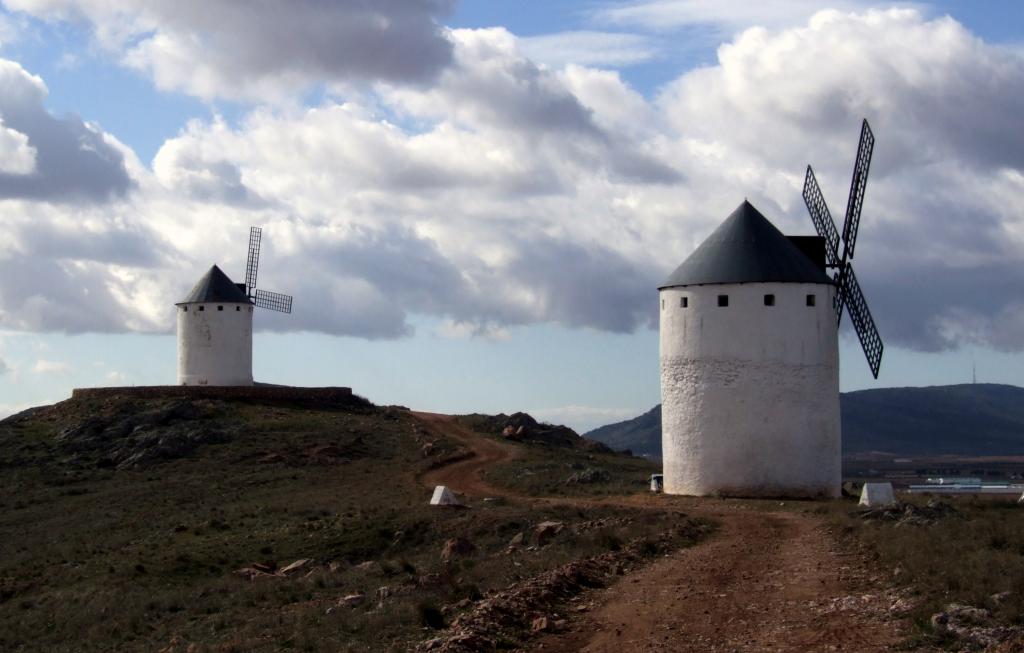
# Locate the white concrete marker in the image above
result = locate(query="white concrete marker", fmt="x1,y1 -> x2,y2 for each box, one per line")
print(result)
430,485 -> 461,506
650,474 -> 664,493
859,482 -> 896,507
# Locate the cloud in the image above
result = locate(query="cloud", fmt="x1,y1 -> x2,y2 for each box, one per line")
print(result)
0,357 -> 7,375
0,117 -> 34,173
2,0 -> 455,100
594,0 -> 887,32
32,358 -> 69,374
518,31 -> 662,68
0,10 -> 1023,358
0,58 -> 133,201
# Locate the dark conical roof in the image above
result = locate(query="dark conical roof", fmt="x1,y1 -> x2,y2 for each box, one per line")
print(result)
177,264 -> 252,304
659,200 -> 833,289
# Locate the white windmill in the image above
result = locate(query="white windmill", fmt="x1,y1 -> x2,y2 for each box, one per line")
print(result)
658,120 -> 883,498
176,227 -> 293,386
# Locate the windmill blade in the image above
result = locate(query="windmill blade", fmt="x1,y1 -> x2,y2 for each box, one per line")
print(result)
841,265 -> 883,379
245,227 -> 262,293
841,119 -> 874,260
832,266 -> 846,324
253,289 -> 292,314
802,166 -> 841,266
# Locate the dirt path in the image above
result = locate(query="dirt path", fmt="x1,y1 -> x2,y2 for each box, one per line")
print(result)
535,502 -> 909,652
414,412 -> 517,497
414,413 -> 917,652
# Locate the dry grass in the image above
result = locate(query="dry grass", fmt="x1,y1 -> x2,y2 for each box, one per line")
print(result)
0,397 -> 691,652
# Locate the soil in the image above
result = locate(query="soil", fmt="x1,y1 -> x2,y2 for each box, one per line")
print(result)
412,412 -> 926,653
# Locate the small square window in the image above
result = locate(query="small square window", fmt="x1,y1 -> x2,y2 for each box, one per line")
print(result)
806,294 -> 816,307
717,295 -> 729,307
680,296 -> 688,308
198,306 -> 205,311
764,294 -> 775,306
183,306 -> 188,312
236,306 -> 240,311
218,305 -> 224,311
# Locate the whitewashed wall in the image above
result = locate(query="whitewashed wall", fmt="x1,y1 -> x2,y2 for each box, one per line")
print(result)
177,303 -> 254,386
659,282 -> 840,498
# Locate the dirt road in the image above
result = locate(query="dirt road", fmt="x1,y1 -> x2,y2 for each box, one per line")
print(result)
412,413 -> 917,652
414,412 -> 516,497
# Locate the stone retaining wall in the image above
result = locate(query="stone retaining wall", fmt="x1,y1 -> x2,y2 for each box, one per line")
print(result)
71,385 -> 353,402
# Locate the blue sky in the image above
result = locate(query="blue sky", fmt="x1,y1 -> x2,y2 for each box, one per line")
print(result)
1,1 -> 1023,430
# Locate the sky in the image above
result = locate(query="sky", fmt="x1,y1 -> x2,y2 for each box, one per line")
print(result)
0,1 -> 1023,431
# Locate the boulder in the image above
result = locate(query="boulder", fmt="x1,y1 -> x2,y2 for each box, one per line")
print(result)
278,559 -> 312,576
859,482 -> 896,507
441,537 -> 476,561
534,521 -> 564,546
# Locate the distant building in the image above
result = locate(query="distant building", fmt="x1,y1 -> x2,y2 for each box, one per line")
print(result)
176,265 -> 254,386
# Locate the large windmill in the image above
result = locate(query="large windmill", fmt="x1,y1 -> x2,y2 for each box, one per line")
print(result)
802,119 -> 884,378
656,121 -> 887,498
175,226 -> 292,386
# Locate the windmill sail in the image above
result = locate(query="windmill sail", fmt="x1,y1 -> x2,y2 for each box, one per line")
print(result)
253,288 -> 292,313
802,166 -> 841,267
803,119 -> 883,378
245,227 -> 262,292
841,120 -> 874,260
841,266 -> 883,378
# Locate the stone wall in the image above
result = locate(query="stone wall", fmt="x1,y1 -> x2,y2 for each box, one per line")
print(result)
71,385 -> 353,402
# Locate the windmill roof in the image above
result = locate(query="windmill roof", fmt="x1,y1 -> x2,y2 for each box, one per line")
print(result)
177,265 -> 252,304
659,200 -> 833,289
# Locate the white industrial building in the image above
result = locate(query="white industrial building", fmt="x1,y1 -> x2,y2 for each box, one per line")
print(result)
659,201 -> 842,498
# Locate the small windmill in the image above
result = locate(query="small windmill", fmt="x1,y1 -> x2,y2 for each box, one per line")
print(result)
243,227 -> 293,314
175,226 -> 292,386
802,119 -> 884,378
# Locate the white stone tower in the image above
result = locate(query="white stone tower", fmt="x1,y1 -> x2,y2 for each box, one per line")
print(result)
176,265 -> 254,386
658,201 -> 841,498
174,227 -> 293,387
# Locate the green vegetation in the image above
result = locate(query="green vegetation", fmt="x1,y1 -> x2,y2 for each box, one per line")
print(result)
0,396 -> 693,652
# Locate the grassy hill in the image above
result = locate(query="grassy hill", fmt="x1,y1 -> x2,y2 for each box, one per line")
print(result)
0,392 -> 692,652
585,384 -> 1024,458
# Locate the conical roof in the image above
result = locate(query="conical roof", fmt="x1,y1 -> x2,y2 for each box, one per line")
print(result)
659,200 -> 832,289
177,264 -> 252,304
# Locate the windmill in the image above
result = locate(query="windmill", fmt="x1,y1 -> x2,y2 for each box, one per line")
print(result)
242,227 -> 293,314
802,119 -> 884,378
175,226 -> 292,386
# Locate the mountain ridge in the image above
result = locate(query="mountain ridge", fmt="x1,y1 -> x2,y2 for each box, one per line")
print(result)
585,383 -> 1024,458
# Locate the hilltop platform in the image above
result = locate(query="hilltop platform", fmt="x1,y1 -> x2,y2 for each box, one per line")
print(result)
71,385 -> 353,402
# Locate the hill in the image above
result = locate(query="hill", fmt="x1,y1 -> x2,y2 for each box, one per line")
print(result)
585,383 -> 1024,458
0,390 -> 687,652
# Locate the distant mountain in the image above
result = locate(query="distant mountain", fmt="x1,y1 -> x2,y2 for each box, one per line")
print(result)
585,384 -> 1024,458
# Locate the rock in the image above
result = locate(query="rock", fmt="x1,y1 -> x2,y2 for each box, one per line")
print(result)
355,560 -> 381,575
418,573 -> 445,587
565,468 -> 611,485
421,442 -> 436,457
531,616 -> 551,632
508,532 -> 525,548
233,567 -> 275,581
441,537 -> 476,561
340,592 -> 365,607
991,591 -> 1012,606
534,521 -> 564,546
375,586 -> 391,605
278,559 -> 312,576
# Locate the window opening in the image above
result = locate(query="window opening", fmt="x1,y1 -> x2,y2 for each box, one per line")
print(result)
680,296 -> 688,308
764,294 -> 775,306
717,295 -> 729,307
806,294 -> 816,307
